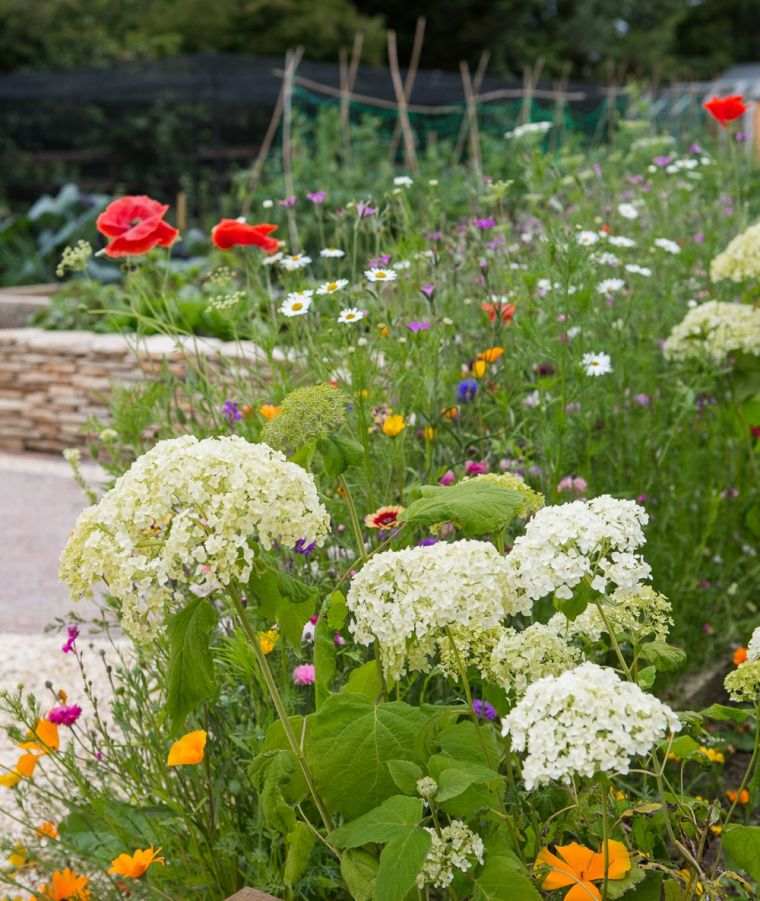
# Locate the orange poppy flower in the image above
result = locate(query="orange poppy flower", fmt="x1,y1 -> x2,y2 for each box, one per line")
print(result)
19,719 -> 60,755
726,788 -> 750,805
478,346 -> 505,363
167,730 -> 207,767
36,822 -> 59,840
536,841 -> 631,901
259,404 -> 283,421
733,646 -> 748,666
15,753 -> 39,779
482,301 -> 516,324
37,867 -> 90,900
109,847 -> 165,879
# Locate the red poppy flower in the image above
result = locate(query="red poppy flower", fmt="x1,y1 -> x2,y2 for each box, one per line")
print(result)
482,301 -> 516,323
703,95 -> 746,127
211,219 -> 280,253
751,425 -> 760,439
96,196 -> 179,257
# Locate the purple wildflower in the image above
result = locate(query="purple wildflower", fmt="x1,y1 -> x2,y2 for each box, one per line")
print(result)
406,320 -> 431,333
427,230 -> 443,242
279,195 -> 297,208
420,283 -> 435,299
417,536 -> 439,547
456,378 -> 478,403
653,155 -> 673,168
307,190 -> 326,204
356,201 -> 377,219
61,625 -> 79,654
223,400 -> 242,424
473,216 -> 496,230
633,393 -> 651,408
472,699 -> 497,721
369,254 -> 391,268
294,538 -> 317,556
48,704 -> 82,727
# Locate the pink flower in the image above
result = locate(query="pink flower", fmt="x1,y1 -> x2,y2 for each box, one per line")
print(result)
557,475 -> 588,495
465,460 -> 490,475
48,704 -> 82,727
61,625 -> 79,654
293,664 -> 316,686
438,470 -> 456,486
334,633 -> 346,647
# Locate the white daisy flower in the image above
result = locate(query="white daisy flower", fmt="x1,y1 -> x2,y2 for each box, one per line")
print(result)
607,235 -> 636,248
338,307 -> 366,324
625,263 -> 652,277
576,230 -> 601,246
280,295 -> 313,317
654,238 -> 680,254
582,351 -> 613,376
262,252 -> 283,266
618,203 -> 639,220
280,253 -> 312,271
320,247 -> 345,258
394,176 -> 413,187
365,268 -> 398,283
592,252 -> 620,267
597,278 -> 625,295
317,279 -> 349,295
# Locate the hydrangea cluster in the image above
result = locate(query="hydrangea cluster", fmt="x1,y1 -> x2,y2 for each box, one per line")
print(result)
346,541 -> 525,681
549,586 -> 673,644
502,662 -> 680,789
486,623 -> 581,696
60,436 -> 330,641
416,821 -> 485,889
506,496 -> 650,606
663,301 -> 760,365
437,625 -> 505,682
468,472 -> 544,518
724,660 -> 760,704
710,223 -> 760,282
748,626 -> 760,662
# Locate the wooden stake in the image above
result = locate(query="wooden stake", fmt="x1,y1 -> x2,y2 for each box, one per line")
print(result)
388,17 -> 426,164
282,47 -> 302,250
454,50 -> 490,163
460,61 -> 482,182
520,58 -> 544,125
339,32 -> 364,162
387,30 -> 418,172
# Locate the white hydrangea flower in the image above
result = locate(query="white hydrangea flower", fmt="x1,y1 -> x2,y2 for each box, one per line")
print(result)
346,540 -> 524,681
549,585 -> 673,644
711,223 -> 760,282
60,437 -> 330,642
486,623 -> 581,696
502,662 -> 680,789
663,301 -> 760,365
748,626 -> 760,662
417,821 -> 485,889
506,496 -> 650,606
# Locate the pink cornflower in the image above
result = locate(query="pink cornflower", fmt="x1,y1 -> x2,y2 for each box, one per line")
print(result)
61,625 -> 79,654
293,664 -> 316,686
48,704 -> 82,727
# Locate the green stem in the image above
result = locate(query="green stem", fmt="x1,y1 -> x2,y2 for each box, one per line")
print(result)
339,475 -> 366,561
229,591 -> 335,834
601,777 -> 610,901
593,600 -> 632,679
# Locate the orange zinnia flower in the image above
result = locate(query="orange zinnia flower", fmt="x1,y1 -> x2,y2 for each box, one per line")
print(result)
478,346 -> 505,363
481,301 -> 516,323
167,730 -> 207,767
733,646 -> 748,666
259,404 -> 283,421
536,841 -> 631,901
109,847 -> 165,879
37,867 -> 90,900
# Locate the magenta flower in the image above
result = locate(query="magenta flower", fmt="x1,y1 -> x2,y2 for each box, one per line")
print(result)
473,217 -> 496,230
438,470 -> 456,486
369,254 -> 391,268
333,633 -> 346,647
307,190 -> 326,204
61,625 -> 79,654
406,320 -> 431,333
356,201 -> 377,219
633,393 -> 651,407
48,704 -> 82,727
465,460 -> 490,476
420,283 -> 435,299
279,196 -> 297,208
653,155 -> 673,168
293,664 -> 316,686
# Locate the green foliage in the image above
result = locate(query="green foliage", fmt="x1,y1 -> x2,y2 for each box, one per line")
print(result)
165,596 -> 219,733
401,479 -> 525,536
722,825 -> 760,882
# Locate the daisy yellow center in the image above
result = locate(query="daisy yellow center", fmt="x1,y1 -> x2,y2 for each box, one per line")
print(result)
292,302 -> 303,311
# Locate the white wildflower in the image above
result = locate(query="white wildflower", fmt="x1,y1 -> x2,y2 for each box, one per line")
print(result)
337,308 -> 366,324
654,238 -> 680,254
320,247 -> 345,258
582,351 -> 613,376
365,268 -> 398,283
417,821 -> 485,889
317,279 -> 349,295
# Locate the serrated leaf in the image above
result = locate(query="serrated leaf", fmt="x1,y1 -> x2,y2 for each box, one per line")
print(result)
636,665 -> 657,690
722,824 -> 760,881
329,796 -> 423,848
376,827 -> 431,901
387,759 -> 423,795
308,695 -> 428,818
165,597 -> 218,733
400,480 -> 524,536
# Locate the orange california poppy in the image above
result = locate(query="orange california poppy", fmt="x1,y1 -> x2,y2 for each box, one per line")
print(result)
167,730 -> 207,767
15,753 -> 39,779
481,301 -> 516,324
726,788 -> 750,805
536,841 -> 631,901
109,847 -> 165,879
19,720 -> 60,755
36,822 -> 59,840
259,404 -> 283,421
733,646 -> 748,666
37,867 -> 90,900
478,346 -> 505,363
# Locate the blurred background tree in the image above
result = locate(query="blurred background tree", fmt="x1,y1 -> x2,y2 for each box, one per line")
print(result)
0,0 -> 757,78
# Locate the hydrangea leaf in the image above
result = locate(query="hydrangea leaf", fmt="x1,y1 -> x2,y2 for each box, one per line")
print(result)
722,825 -> 760,881
341,660 -> 385,702
376,827 -> 432,901
284,821 -> 315,888
340,848 -> 379,901
328,795 -> 423,848
165,596 -> 218,734
386,759 -> 424,795
308,696 -> 428,818
473,854 -> 541,900
640,641 -> 687,672
400,480 -> 524,536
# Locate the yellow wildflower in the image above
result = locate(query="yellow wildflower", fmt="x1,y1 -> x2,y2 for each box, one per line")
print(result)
382,415 -> 406,438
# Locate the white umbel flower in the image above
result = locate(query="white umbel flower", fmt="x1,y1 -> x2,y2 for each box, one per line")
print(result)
654,238 -> 680,254
320,247 -> 345,258
346,540 -> 524,681
505,496 -> 650,605
576,230 -> 601,246
617,203 -> 639,220
625,263 -> 652,277
502,662 -> 680,789
607,235 -> 636,248
582,351 -> 613,376
59,436 -> 329,642
663,301 -> 760,365
597,278 -> 625,295
394,175 -> 413,187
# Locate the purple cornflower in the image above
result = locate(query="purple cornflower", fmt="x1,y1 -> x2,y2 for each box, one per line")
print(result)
417,536 -> 438,547
406,320 -> 431,333
369,254 -> 391,268
223,400 -> 242,424
473,216 -> 496,230
61,625 -> 79,654
472,699 -> 497,721
279,195 -> 297,208
688,143 -> 703,155
307,190 -> 326,204
356,201 -> 377,219
294,538 -> 317,556
420,283 -> 435,299
427,230 -> 443,242
457,378 -> 478,403
48,704 -> 82,727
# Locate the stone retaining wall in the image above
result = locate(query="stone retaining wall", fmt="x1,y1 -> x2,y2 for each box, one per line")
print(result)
0,329 -> 271,454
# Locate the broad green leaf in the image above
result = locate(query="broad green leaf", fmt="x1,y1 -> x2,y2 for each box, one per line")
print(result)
663,879 -> 686,900
615,872 -> 663,900
473,854 -> 541,900
342,659 -> 385,702
636,666 -> 657,690
314,594 -> 339,707
249,563 -> 316,646
284,821 -> 315,887
747,505 -> 760,539
327,590 -> 348,630
435,761 -> 503,802
340,848 -> 379,901
606,865 -> 647,898
437,721 -> 504,768
640,641 -> 687,672
376,827 -> 432,901
308,695 -> 428,818
386,759 -> 423,795
400,480 -> 524,536
722,824 -> 760,881
666,736 -> 700,759
165,596 -> 218,733
317,435 -> 365,479
701,704 -> 754,724
249,749 -> 299,834
329,796 -> 423,848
